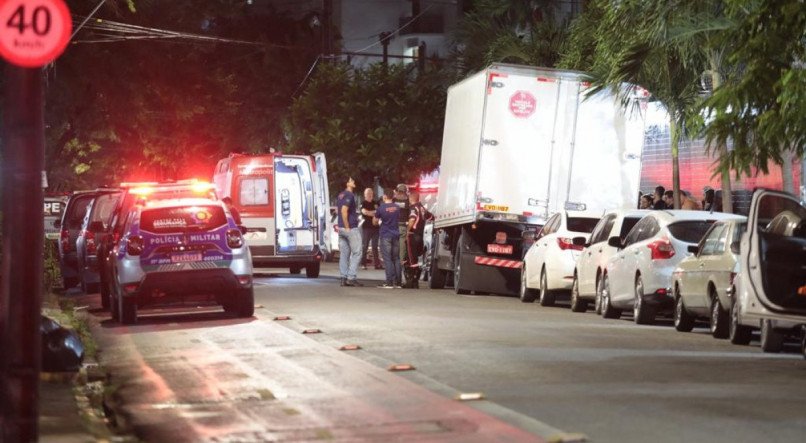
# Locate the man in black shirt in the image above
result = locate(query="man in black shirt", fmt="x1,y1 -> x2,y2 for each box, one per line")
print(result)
403,191 -> 434,288
360,188 -> 381,270
652,185 -> 668,210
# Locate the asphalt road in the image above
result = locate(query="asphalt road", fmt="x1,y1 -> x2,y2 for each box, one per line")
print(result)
251,263 -> 806,443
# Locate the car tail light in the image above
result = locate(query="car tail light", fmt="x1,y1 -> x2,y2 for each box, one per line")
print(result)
127,235 -> 144,256
83,230 -> 97,254
123,283 -> 139,294
237,275 -> 251,285
60,228 -> 70,252
557,237 -> 584,251
227,229 -> 244,248
647,237 -> 675,260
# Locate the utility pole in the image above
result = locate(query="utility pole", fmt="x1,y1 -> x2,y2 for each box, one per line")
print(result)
379,31 -> 391,68
323,0 -> 333,60
0,64 -> 45,443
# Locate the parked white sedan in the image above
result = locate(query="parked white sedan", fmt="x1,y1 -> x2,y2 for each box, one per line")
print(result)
672,217 -> 747,338
521,210 -> 602,306
570,209 -> 650,313
600,211 -> 744,324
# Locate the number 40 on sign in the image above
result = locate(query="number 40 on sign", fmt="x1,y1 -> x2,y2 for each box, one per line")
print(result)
0,0 -> 71,68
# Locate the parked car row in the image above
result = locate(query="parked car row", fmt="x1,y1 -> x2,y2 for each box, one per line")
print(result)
56,180 -> 253,325
518,189 -> 806,358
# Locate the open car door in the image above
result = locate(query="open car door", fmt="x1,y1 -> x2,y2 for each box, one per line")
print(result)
744,189 -> 806,315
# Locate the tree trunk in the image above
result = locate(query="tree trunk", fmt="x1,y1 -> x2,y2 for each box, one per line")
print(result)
782,148 -> 794,194
670,118 -> 682,209
710,66 -> 733,213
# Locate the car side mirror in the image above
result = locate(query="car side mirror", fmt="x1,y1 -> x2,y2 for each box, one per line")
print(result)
88,221 -> 105,232
53,219 -> 61,229
607,236 -> 622,248
730,241 -> 740,254
687,245 -> 699,254
572,236 -> 587,247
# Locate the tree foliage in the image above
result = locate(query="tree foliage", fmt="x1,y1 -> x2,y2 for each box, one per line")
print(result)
699,0 -> 806,177
42,0 -> 321,190
452,0 -> 568,75
285,63 -> 450,193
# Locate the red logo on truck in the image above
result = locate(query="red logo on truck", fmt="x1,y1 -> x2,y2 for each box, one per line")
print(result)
509,91 -> 536,118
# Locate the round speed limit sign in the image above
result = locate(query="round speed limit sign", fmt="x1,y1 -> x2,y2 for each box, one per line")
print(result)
0,0 -> 71,68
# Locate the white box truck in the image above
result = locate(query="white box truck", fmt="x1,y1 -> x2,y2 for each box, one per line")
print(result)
428,64 -> 647,296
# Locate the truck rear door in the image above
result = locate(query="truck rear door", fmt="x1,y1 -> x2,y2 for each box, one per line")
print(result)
274,156 -> 317,255
478,69 -> 572,221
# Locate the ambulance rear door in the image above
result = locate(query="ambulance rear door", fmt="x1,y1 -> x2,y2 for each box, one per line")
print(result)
274,156 -> 317,254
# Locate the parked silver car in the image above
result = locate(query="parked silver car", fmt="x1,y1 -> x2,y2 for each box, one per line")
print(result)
672,217 -> 747,338
110,198 -> 253,324
571,209 -> 649,313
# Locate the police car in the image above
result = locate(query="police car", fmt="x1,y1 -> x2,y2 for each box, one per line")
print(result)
110,197 -> 253,324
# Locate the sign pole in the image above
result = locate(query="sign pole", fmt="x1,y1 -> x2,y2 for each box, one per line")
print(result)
0,63 -> 45,442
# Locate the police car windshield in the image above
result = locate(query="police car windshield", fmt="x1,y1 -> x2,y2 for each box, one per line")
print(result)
140,206 -> 227,234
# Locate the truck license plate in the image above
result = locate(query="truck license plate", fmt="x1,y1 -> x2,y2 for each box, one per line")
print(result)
487,244 -> 513,255
171,252 -> 202,263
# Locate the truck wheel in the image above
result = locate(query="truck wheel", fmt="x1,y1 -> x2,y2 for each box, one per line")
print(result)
453,237 -> 470,295
519,265 -> 537,303
729,296 -> 752,345
760,319 -> 784,353
570,274 -> 587,312
538,269 -> 555,306
120,296 -> 137,325
305,263 -> 320,278
429,255 -> 446,289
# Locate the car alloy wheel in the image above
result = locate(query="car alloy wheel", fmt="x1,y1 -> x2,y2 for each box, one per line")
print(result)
594,277 -> 603,315
519,266 -> 537,303
633,276 -> 655,325
760,319 -> 785,353
538,269 -> 555,307
710,295 -> 729,339
570,275 -> 586,312
729,296 -> 752,345
674,292 -> 695,332
601,275 -> 621,319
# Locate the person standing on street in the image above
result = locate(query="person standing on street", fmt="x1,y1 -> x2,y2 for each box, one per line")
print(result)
360,188 -> 381,270
337,177 -> 363,287
393,184 -> 410,271
653,185 -> 668,210
374,188 -> 402,288
403,191 -> 434,288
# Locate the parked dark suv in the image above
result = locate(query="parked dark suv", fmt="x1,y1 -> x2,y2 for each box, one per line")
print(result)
76,191 -> 122,296
56,189 -> 117,289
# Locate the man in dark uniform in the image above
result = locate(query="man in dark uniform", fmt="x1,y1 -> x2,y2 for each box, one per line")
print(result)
393,184 -> 410,274
403,191 -> 434,288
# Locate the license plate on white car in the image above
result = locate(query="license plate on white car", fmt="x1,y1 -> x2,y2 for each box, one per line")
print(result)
171,252 -> 202,263
487,244 -> 513,255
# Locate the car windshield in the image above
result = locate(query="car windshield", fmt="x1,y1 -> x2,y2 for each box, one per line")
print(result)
567,217 -> 600,233
140,205 -> 228,234
667,220 -> 715,243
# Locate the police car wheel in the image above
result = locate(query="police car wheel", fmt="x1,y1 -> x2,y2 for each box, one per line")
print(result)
235,288 -> 255,318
